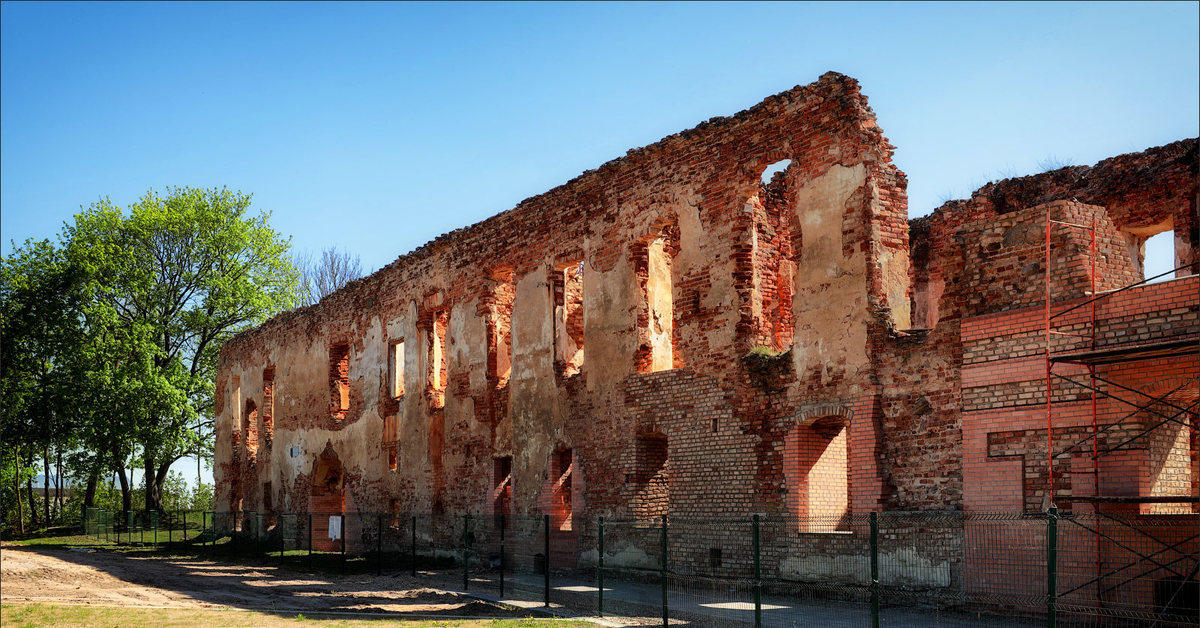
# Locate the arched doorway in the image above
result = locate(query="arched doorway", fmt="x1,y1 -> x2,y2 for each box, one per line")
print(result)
310,443 -> 345,551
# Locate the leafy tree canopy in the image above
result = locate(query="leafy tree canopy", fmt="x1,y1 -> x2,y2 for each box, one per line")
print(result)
2,186 -> 298,521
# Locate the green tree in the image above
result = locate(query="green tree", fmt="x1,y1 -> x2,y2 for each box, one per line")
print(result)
65,187 -> 298,513
0,239 -> 91,530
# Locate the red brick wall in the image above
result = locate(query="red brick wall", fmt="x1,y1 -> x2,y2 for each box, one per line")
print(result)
211,70 -> 1195,587
961,275 -> 1198,513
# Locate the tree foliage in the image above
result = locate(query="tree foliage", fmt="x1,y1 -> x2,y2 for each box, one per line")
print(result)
1,187 -> 297,526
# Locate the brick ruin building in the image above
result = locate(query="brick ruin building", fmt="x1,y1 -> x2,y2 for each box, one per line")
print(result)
214,72 -> 1198,609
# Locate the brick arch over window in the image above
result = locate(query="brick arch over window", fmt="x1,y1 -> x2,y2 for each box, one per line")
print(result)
785,404 -> 853,532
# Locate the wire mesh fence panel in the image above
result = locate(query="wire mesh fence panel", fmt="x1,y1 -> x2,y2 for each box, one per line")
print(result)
1056,510 -> 1199,628
57,507 -> 1197,626
876,511 -> 971,625
758,514 -> 873,628
664,516 -> 758,627
594,517 -> 674,623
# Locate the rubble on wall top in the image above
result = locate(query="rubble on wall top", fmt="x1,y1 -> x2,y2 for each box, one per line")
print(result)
909,137 -> 1198,243
220,72 -> 875,355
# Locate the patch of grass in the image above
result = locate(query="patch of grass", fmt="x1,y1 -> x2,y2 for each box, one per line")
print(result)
0,603 -> 591,628
8,533 -> 114,550
747,345 -> 786,359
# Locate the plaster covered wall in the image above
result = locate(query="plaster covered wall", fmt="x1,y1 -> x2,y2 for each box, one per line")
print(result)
213,72 -> 1197,580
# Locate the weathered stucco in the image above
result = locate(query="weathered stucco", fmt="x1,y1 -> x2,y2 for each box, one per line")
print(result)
213,72 -> 1197,581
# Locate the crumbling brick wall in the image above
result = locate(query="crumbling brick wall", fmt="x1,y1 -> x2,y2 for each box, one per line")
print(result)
213,72 -> 1197,586
216,72 -> 909,537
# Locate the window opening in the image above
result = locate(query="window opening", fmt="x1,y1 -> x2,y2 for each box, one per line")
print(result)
493,456 -> 513,528
790,417 -> 849,532
262,367 -> 275,450
1143,230 -> 1176,283
329,344 -> 350,420
553,261 -> 585,377
390,339 -> 405,399
485,269 -> 515,388
635,230 -> 678,373
551,449 -> 574,531
751,158 -> 796,347
427,310 -> 448,408
231,375 -> 242,457
761,159 -> 791,185
631,433 -> 668,522
243,399 -> 259,461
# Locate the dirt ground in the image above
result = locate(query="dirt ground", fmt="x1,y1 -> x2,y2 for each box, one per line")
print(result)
0,542 -> 532,618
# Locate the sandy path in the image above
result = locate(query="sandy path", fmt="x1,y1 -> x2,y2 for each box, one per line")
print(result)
0,543 -> 514,616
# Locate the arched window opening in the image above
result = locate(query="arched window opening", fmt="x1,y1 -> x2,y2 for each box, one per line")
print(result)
787,416 -> 850,533
760,159 -> 792,185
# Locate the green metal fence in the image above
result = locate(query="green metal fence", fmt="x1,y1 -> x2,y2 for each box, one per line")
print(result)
81,507 -> 1199,627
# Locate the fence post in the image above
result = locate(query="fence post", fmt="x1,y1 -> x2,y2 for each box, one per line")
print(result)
307,513 -> 313,571
870,512 -> 880,628
340,514 -> 346,574
153,512 -> 158,550
543,514 -> 551,608
499,513 -> 506,598
753,514 -> 761,628
279,515 -> 284,562
168,511 -> 173,549
377,514 -> 384,576
1047,506 -> 1058,628
462,514 -> 471,591
661,513 -> 669,628
598,516 -> 604,617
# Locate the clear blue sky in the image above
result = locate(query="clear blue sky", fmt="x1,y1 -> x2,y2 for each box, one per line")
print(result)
3,2 -> 1197,485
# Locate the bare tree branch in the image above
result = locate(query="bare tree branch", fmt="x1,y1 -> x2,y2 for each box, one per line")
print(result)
295,246 -> 363,306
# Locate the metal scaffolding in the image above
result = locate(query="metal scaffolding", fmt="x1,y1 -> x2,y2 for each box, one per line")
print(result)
1043,207 -> 1199,621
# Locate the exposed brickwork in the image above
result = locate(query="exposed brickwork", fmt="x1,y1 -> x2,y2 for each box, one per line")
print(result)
213,72 -> 1197,602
